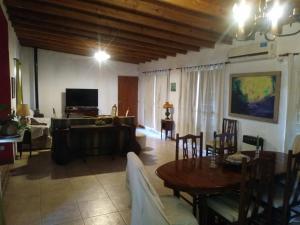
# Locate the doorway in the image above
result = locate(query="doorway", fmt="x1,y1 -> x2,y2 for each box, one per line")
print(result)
118,76 -> 138,122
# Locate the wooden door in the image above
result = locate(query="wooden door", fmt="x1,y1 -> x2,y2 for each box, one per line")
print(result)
118,76 -> 138,121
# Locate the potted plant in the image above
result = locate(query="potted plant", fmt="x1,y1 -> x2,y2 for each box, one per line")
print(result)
0,104 -> 19,136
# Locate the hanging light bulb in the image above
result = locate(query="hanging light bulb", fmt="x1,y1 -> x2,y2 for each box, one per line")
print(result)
233,0 -> 252,33
94,50 -> 110,62
267,1 -> 285,33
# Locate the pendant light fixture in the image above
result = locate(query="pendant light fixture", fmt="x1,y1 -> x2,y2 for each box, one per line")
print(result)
232,0 -> 300,41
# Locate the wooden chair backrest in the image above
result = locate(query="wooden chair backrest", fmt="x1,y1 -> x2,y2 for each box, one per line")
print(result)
213,132 -> 236,155
282,150 -> 300,225
242,135 -> 264,151
222,118 -> 237,134
222,118 -> 238,150
239,152 -> 275,225
175,133 -> 203,160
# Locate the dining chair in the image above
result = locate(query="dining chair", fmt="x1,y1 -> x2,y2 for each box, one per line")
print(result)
266,150 -> 300,225
207,152 -> 276,225
242,135 -> 264,151
212,132 -> 236,155
176,133 -> 203,160
175,133 -> 203,216
206,118 -> 238,156
126,152 -> 198,225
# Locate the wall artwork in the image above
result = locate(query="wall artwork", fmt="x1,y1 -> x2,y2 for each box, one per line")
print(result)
229,72 -> 281,123
170,82 -> 176,92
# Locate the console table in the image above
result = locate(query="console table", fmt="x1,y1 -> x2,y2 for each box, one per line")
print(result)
51,117 -> 140,164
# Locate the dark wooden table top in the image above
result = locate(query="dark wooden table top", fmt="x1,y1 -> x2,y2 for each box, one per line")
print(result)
156,151 -> 288,195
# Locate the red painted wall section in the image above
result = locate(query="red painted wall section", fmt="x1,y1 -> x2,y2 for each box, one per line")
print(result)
0,5 -> 14,164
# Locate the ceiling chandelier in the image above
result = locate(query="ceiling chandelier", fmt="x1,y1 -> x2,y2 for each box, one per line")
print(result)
232,0 -> 300,41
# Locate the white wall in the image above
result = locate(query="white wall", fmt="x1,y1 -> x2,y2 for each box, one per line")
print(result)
22,48 -> 139,117
21,47 -> 35,109
138,32 -> 300,152
225,59 -> 288,151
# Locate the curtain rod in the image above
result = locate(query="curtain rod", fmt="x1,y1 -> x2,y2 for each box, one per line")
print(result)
278,52 -> 300,57
176,61 -> 230,70
141,52 -> 300,74
141,62 -> 229,74
141,68 -> 171,74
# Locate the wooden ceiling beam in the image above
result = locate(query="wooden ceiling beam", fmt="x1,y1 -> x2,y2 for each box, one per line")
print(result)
153,0 -> 233,19
4,0 -> 227,42
8,9 -> 215,48
19,37 -> 162,61
20,40 -> 146,64
15,28 -> 163,61
14,25 -> 184,57
10,16 -> 203,52
86,0 -> 227,29
12,20 -> 170,58
41,0 -> 225,34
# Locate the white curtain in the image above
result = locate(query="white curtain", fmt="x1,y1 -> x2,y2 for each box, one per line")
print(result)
196,64 -> 225,145
284,54 -> 300,151
154,71 -> 169,131
177,68 -> 199,135
141,73 -> 155,128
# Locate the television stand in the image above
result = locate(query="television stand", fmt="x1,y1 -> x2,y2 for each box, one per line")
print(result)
65,107 -> 98,117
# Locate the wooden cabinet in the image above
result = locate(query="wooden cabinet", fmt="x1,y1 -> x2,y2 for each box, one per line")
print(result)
65,107 -> 98,117
161,119 -> 174,140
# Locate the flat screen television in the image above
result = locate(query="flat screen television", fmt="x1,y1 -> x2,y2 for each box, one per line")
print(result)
66,88 -> 98,107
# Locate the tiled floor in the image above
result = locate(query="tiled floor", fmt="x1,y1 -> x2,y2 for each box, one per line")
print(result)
4,129 -> 175,225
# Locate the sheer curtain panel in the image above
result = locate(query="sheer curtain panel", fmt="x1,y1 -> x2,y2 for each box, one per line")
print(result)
196,64 -> 225,145
154,71 -> 169,131
141,73 -> 155,128
177,68 -> 199,136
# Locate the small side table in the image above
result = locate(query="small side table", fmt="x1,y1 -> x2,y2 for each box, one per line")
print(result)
161,119 -> 174,140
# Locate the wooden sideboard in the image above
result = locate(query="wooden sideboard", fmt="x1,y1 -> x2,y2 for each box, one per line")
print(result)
51,116 -> 140,164
65,107 -> 98,117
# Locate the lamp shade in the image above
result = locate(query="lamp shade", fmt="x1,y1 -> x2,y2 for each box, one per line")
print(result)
163,101 -> 173,109
16,104 -> 30,117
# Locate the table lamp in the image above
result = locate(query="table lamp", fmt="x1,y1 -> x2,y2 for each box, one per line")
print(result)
163,101 -> 173,120
17,104 -> 30,126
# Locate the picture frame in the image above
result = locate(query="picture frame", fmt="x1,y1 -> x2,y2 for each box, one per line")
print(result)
170,82 -> 176,92
229,71 -> 281,123
11,77 -> 16,99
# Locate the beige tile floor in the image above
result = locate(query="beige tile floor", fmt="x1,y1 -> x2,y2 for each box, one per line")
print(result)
4,130 -> 175,225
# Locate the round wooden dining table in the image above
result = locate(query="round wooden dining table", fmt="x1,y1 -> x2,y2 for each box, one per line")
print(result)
155,151 -> 288,225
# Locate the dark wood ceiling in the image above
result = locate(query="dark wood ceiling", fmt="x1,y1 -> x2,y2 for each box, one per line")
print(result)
4,0 -> 234,64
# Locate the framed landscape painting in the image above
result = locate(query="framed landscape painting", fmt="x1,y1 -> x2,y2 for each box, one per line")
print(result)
229,71 -> 281,123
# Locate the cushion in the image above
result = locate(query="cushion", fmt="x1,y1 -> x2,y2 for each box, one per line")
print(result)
207,192 -> 263,223
30,118 -> 47,126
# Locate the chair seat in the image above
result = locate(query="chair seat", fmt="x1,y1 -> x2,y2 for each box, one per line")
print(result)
206,140 -> 229,149
207,192 -> 263,223
264,186 -> 284,208
161,196 -> 198,225
265,172 -> 300,209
